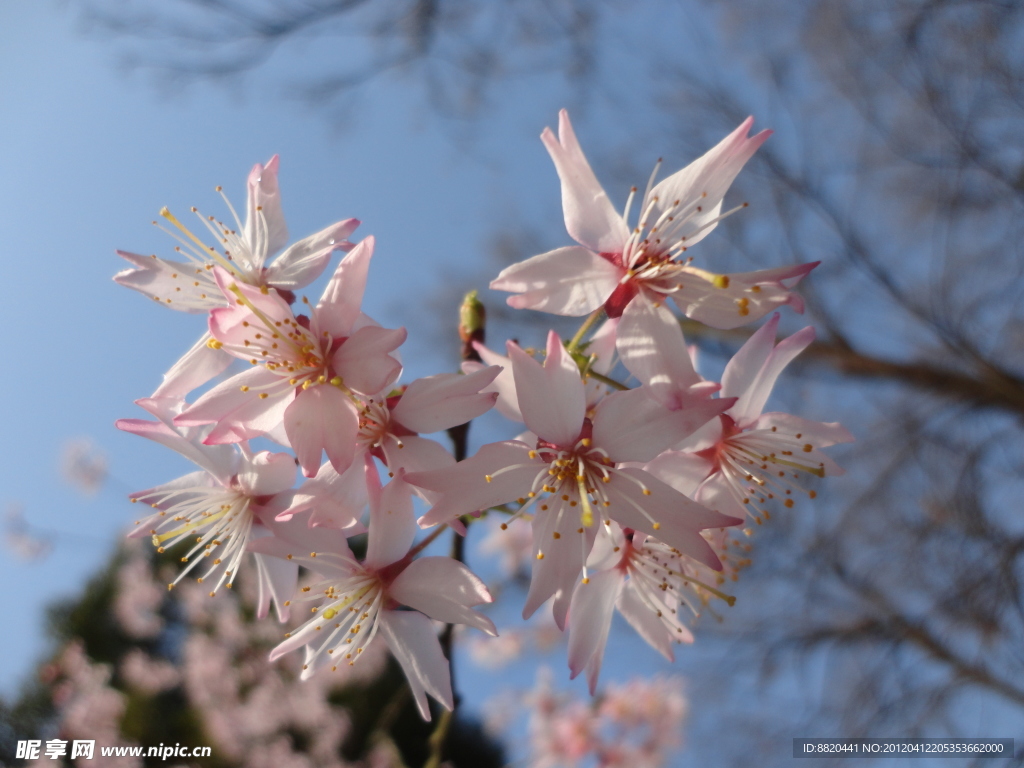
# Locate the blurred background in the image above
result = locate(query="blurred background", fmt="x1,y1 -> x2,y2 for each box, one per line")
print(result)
2,0 -> 1023,765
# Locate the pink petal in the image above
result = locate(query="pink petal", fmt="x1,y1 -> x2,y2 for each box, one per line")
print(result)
236,450 -> 297,497
275,454 -> 368,530
115,418 -> 235,484
314,236 -> 374,338
332,325 -> 406,396
152,332 -> 233,401
617,296 -> 703,407
647,117 -> 771,249
491,245 -> 623,316
268,614 -> 323,663
754,412 -> 854,448
245,155 -> 288,262
721,313 -> 779,402
365,468 -> 417,570
391,366 -> 501,434
380,435 -> 455,477
408,441 -> 541,526
671,262 -> 818,330
592,387 -> 732,463
203,389 -> 292,445
508,331 -> 584,448
692,474 -> 747,520
643,450 -> 716,497
602,468 -> 739,570
523,495 -> 598,627
266,218 -> 360,290
113,250 -> 219,313
255,516 -> 356,569
615,580 -> 676,661
252,549 -> 298,622
542,109 -> 631,254
175,366 -> 282,424
390,557 -> 496,636
379,610 -> 453,720
730,326 -> 815,425
284,385 -> 359,477
567,568 -> 622,693
462,342 -> 522,422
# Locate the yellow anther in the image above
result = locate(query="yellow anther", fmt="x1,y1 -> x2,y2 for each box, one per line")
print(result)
207,338 -> 223,349
485,475 -> 493,483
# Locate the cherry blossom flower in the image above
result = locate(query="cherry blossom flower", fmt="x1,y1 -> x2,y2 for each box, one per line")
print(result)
499,668 -> 687,768
567,522 -> 736,693
408,331 -> 739,626
491,110 -> 816,328
114,156 -> 359,400
254,462 -> 496,720
175,237 -> 406,477
646,313 -> 853,522
115,156 -> 358,312
117,399 -> 299,617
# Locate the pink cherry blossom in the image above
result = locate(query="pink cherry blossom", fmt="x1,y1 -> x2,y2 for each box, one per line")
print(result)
504,669 -> 687,768
117,398 -> 299,617
115,156 -> 359,400
114,156 -> 358,314
491,109 -> 816,328
175,237 -> 406,477
358,366 -> 501,475
567,522 -> 737,693
646,313 -> 853,522
408,331 -> 739,627
254,461 -> 496,720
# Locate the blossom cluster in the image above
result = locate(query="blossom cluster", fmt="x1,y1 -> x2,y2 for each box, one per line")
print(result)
35,539 -> 390,768
113,111 -> 851,717
488,669 -> 688,768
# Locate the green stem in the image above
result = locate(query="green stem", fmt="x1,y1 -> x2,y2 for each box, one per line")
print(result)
566,308 -> 605,352
423,708 -> 454,768
586,370 -> 629,391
